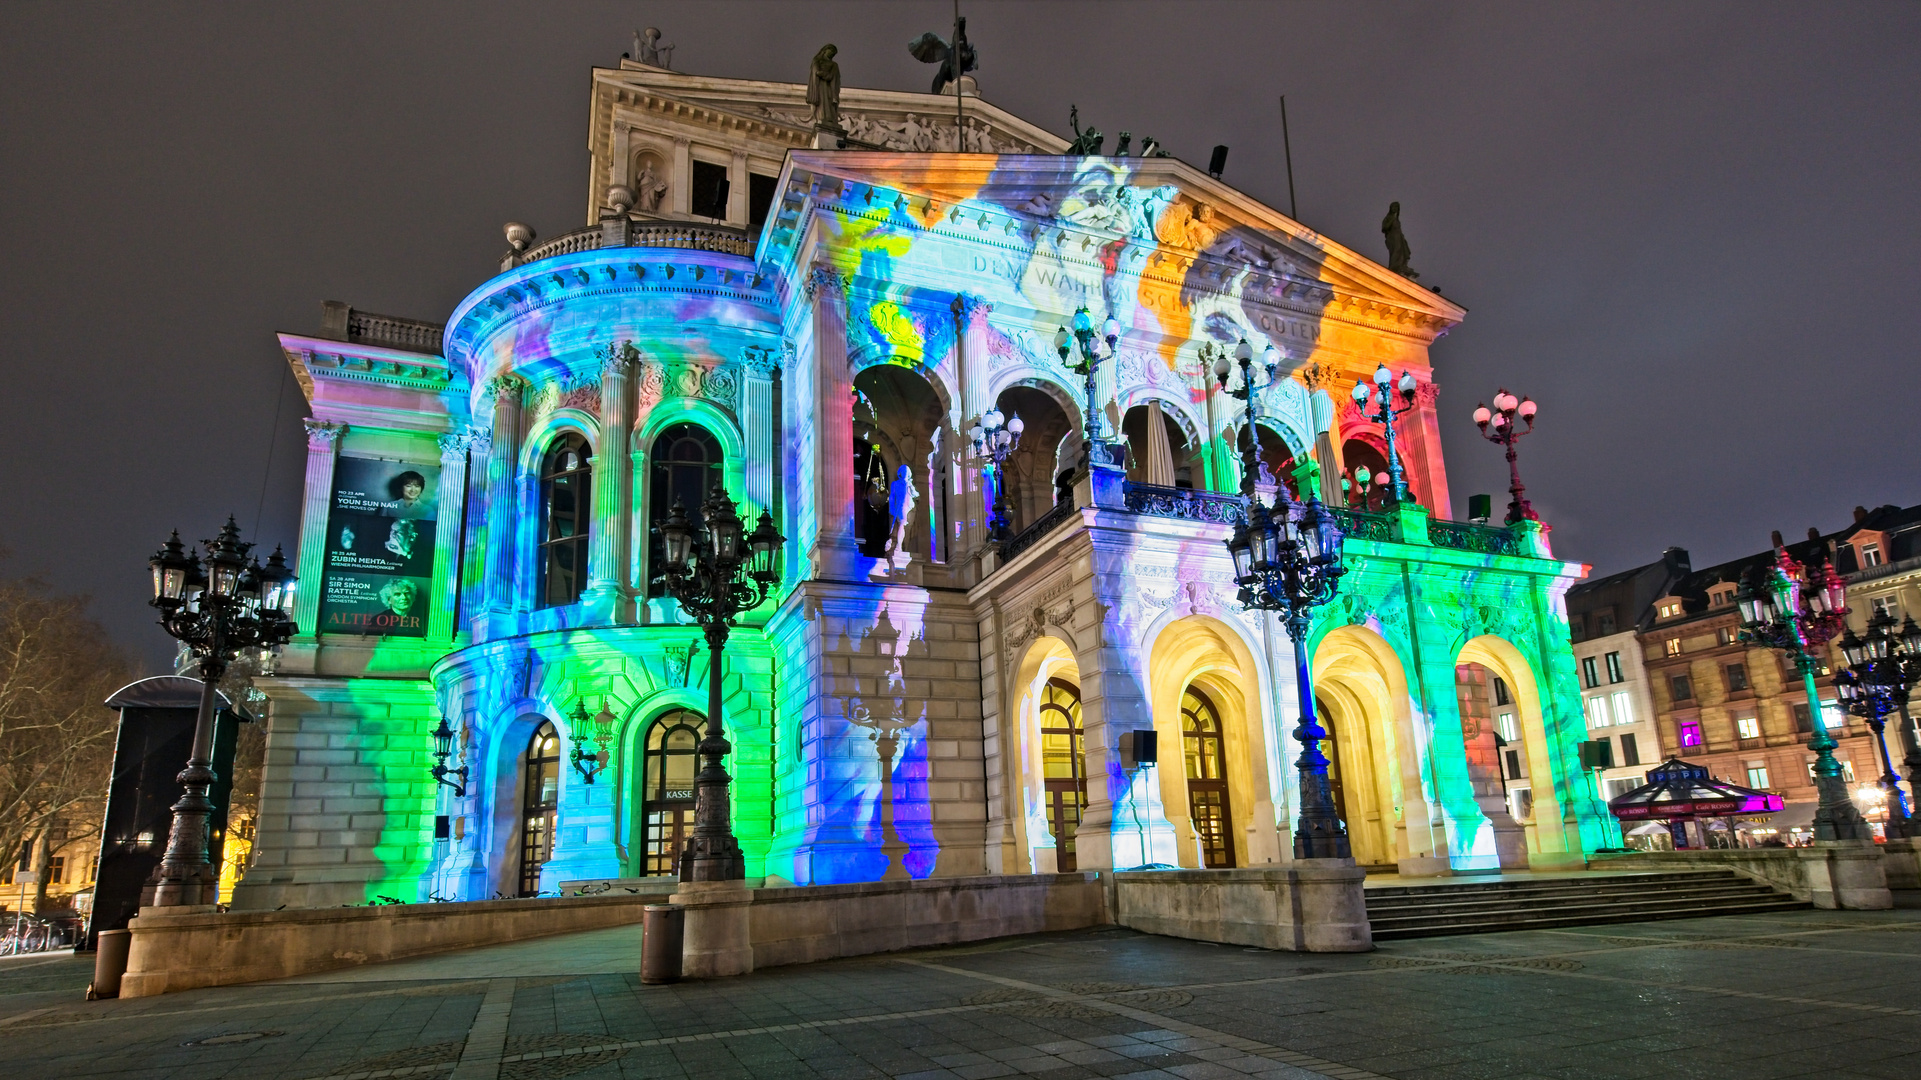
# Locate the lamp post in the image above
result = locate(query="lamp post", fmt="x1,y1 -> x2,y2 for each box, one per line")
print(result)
1210,338 -> 1281,497
430,716 -> 469,797
568,699 -> 616,784
654,486 -> 784,881
1218,342 -> 1352,859
1350,364 -> 1418,505
1735,539 -> 1868,841
1471,389 -> 1539,524
968,407 -> 1024,544
1835,609 -> 1921,838
146,518 -> 295,907
1054,306 -> 1119,470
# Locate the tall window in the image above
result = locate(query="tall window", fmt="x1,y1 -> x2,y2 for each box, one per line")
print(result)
1493,677 -> 1512,706
519,721 -> 561,896
1736,715 -> 1761,740
1678,720 -> 1703,748
641,710 -> 704,876
1670,674 -> 1693,701
1605,652 -> 1624,683
1609,690 -> 1634,726
1861,542 -> 1883,568
648,424 -> 723,597
1619,731 -> 1640,767
1726,663 -> 1749,692
1747,763 -> 1771,788
1182,688 -> 1236,868
539,436 -> 593,607
1585,695 -> 1612,728
1038,678 -> 1087,872
1581,657 -> 1599,689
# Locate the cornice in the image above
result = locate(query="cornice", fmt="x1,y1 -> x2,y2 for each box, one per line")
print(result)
279,332 -> 458,400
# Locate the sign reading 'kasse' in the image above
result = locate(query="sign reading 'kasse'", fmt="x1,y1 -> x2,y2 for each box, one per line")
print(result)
319,456 -> 438,637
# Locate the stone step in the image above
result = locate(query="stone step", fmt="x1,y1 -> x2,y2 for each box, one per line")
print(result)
1365,882 -> 1777,916
1366,871 -> 1741,901
1370,896 -> 1810,940
1367,883 -> 1782,914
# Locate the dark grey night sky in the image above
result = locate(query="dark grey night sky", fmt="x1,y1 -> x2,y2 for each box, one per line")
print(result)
4,1 -> 1918,671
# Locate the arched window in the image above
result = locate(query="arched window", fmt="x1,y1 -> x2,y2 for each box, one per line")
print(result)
641,709 -> 704,876
648,424 -> 722,597
539,435 -> 593,607
518,721 -> 560,896
1182,687 -> 1236,868
1038,678 -> 1087,872
853,434 -> 892,558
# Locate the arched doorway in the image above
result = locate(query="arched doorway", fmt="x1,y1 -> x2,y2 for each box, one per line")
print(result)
852,366 -> 948,564
991,383 -> 1076,531
1039,677 -> 1088,872
1181,687 -> 1236,868
640,709 -> 703,876
1317,694 -> 1351,828
1311,625 -> 1417,871
1237,422 -> 1299,499
518,721 -> 561,896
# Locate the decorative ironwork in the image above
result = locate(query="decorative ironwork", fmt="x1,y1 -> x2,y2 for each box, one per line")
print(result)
999,498 -> 1077,562
1834,609 -> 1921,837
1326,507 -> 1393,544
1121,482 -> 1245,525
1428,519 -> 1525,557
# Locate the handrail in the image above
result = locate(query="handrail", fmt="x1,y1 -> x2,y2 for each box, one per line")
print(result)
999,499 -> 1078,562
1120,482 -> 1244,526
514,221 -> 756,266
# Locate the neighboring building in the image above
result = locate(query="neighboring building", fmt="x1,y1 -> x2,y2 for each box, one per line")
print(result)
2,807 -> 102,919
1566,551 -> 1684,828
1632,528 -> 1886,842
1832,502 -> 1921,819
234,51 -> 1605,909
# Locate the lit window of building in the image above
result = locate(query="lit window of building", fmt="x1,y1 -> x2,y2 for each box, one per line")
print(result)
1609,690 -> 1634,726
1585,695 -> 1612,728
1604,651 -> 1623,683
1665,638 -> 1682,657
1657,600 -> 1684,619
1746,763 -> 1770,788
1679,721 -> 1704,748
1736,715 -> 1760,740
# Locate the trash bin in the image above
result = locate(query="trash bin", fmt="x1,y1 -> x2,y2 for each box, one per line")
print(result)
88,929 -> 131,1000
640,904 -> 683,984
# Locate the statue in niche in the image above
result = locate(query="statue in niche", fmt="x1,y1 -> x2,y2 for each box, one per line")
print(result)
633,160 -> 667,212
886,464 -> 918,562
807,44 -> 842,131
1382,201 -> 1419,279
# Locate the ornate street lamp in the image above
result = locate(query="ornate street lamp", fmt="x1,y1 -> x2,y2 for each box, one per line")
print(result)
1211,338 -> 1282,497
568,699 -> 617,784
1054,306 -> 1120,469
968,407 -> 1024,543
430,716 -> 469,797
654,486 -> 784,881
146,519 -> 296,907
1350,364 -> 1418,505
1834,609 -> 1921,837
1471,389 -> 1540,524
1219,341 -> 1352,859
1735,539 -> 1868,841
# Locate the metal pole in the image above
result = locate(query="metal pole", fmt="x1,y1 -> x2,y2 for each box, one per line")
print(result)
1286,614 -> 1349,859
1898,697 -> 1921,829
1794,642 -> 1866,842
680,618 -> 744,881
144,661 -> 225,908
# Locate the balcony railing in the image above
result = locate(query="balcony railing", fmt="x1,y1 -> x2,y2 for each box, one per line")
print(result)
1120,482 -> 1245,525
998,499 -> 1078,562
1326,507 -> 1394,544
1427,518 -> 1527,557
513,221 -> 756,267
345,311 -> 444,354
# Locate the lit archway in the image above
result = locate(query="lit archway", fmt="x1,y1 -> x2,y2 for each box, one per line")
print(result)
1310,625 -> 1419,871
1146,615 -> 1278,869
1459,635 -> 1583,866
1004,634 -> 1082,874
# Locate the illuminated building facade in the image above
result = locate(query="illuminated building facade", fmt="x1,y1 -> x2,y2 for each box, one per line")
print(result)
233,59 -> 1604,910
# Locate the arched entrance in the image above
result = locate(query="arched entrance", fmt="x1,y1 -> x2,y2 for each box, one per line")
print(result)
1038,677 -> 1088,872
1181,687 -> 1236,867
518,721 -> 560,896
1458,635 -> 1584,867
1311,625 -> 1417,871
640,709 -> 703,876
991,382 -> 1076,531
852,365 -> 948,564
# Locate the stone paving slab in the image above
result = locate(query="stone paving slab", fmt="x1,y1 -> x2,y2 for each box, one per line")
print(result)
1,908 -> 1918,1078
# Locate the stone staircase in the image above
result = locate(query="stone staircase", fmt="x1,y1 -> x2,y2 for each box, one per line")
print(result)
1365,869 -> 1808,940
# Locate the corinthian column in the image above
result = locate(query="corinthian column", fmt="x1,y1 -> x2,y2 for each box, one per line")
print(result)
482,374 -> 527,618
808,266 -> 857,579
952,295 -> 993,572
294,419 -> 344,639
429,431 -> 473,641
586,343 -> 637,623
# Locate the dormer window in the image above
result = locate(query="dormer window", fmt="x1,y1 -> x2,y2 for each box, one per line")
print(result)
1861,541 -> 1883,568
1709,587 -> 1736,608
1657,600 -> 1684,620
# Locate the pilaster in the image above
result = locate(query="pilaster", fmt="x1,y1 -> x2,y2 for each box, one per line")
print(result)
480,374 -> 527,628
293,420 -> 344,641
584,345 -> 637,624
429,431 -> 474,642
807,266 -> 859,579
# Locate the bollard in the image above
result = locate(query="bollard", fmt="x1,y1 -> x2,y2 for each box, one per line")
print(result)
640,904 -> 684,984
88,929 -> 131,1000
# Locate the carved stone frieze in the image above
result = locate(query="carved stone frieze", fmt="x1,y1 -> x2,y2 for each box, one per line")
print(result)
526,374 -> 602,421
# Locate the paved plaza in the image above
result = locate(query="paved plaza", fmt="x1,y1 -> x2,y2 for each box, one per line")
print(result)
2,908 -> 1919,1080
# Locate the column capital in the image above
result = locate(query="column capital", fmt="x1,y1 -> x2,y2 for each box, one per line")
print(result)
740,345 -> 782,374
484,372 -> 529,403
303,419 -> 346,447
805,264 -> 848,300
604,340 -> 641,378
438,430 -> 475,463
951,293 -> 992,323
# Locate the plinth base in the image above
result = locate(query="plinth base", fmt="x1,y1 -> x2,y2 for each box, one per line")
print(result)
670,881 -> 754,977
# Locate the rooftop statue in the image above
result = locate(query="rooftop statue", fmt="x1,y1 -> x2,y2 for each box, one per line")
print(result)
908,16 -> 977,94
808,44 -> 842,130
1383,201 -> 1419,279
633,26 -> 674,69
1065,105 -> 1104,157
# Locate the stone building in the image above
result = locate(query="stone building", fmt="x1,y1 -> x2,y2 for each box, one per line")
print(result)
232,54 -> 1604,910
1566,551 -> 1685,815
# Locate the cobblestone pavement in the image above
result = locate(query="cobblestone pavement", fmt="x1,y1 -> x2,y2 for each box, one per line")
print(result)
3,907 -> 1919,1080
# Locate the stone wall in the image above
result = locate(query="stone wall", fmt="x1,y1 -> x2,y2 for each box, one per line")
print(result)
1113,863 -> 1371,952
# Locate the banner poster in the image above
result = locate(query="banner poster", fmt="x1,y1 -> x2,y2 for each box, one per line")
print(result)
318,455 -> 439,637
